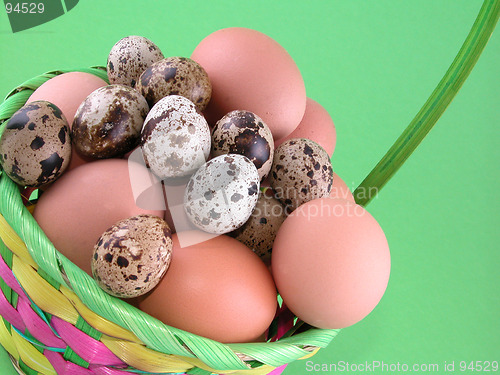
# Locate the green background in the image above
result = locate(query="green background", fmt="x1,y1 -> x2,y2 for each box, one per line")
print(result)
0,0 -> 499,374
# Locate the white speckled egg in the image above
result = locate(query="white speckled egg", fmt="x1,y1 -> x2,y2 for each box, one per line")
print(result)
0,101 -> 71,187
141,95 -> 210,179
91,214 -> 173,298
136,57 -> 212,111
269,138 -> 333,211
72,85 -> 149,159
211,110 -> 274,181
107,36 -> 164,88
230,192 -> 287,263
184,154 -> 260,234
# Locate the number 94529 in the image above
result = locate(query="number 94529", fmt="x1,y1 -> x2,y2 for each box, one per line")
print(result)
5,2 -> 45,14
460,361 -> 499,372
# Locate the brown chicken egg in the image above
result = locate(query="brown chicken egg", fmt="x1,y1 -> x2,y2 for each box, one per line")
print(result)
191,27 -> 306,139
330,172 -> 355,202
33,159 -> 165,275
272,198 -> 391,329
0,101 -> 71,187
138,232 -> 277,343
28,72 -> 108,126
275,98 -> 337,157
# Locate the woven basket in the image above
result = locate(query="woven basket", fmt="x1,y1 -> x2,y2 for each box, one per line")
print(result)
0,68 -> 339,375
0,4 -> 497,372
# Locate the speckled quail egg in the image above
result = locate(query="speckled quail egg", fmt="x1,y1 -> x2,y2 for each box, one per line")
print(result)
91,214 -> 173,298
141,95 -> 211,179
230,192 -> 287,263
211,110 -> 274,181
0,101 -> 71,187
136,56 -> 212,111
107,36 -> 164,88
184,154 -> 260,234
269,138 -> 333,211
72,85 -> 149,159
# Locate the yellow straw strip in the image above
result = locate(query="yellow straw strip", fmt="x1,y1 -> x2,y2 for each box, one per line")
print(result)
11,330 -> 56,375
228,365 -> 280,375
299,348 -> 320,360
0,214 -> 37,269
100,335 -> 193,373
11,256 -> 78,325
101,336 -> 281,375
177,353 -> 278,375
0,317 -> 19,359
59,287 -> 141,343
175,354 -> 229,374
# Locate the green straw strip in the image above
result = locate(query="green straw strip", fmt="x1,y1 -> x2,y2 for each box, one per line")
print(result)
354,0 -> 500,207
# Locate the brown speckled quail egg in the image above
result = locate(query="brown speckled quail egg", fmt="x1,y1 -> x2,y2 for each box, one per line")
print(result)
136,56 -> 212,111
184,154 -> 260,234
107,36 -> 164,88
211,110 -> 274,181
91,214 -> 173,298
230,192 -> 287,263
0,101 -> 71,187
141,95 -> 210,179
269,138 -> 333,211
72,85 -> 149,159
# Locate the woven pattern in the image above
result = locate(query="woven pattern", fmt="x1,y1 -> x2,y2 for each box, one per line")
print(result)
0,68 -> 339,375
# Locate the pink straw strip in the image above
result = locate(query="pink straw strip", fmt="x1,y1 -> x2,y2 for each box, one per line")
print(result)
0,253 -> 25,297
222,364 -> 288,375
89,365 -> 139,375
51,317 -> 126,367
272,304 -> 295,342
44,350 -> 94,375
265,364 -> 288,375
0,247 -> 288,374
0,287 -> 26,331
16,296 -> 66,348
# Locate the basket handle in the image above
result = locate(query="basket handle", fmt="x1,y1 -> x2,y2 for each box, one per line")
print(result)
354,0 -> 500,207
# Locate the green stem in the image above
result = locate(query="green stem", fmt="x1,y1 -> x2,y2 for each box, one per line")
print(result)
354,0 -> 500,207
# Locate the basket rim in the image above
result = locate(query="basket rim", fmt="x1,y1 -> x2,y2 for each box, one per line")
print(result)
0,68 -> 339,373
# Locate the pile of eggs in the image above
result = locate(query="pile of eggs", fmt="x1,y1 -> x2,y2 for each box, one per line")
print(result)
0,28 -> 390,344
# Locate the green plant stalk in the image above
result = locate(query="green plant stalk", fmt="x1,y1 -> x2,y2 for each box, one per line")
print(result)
354,0 -> 500,207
